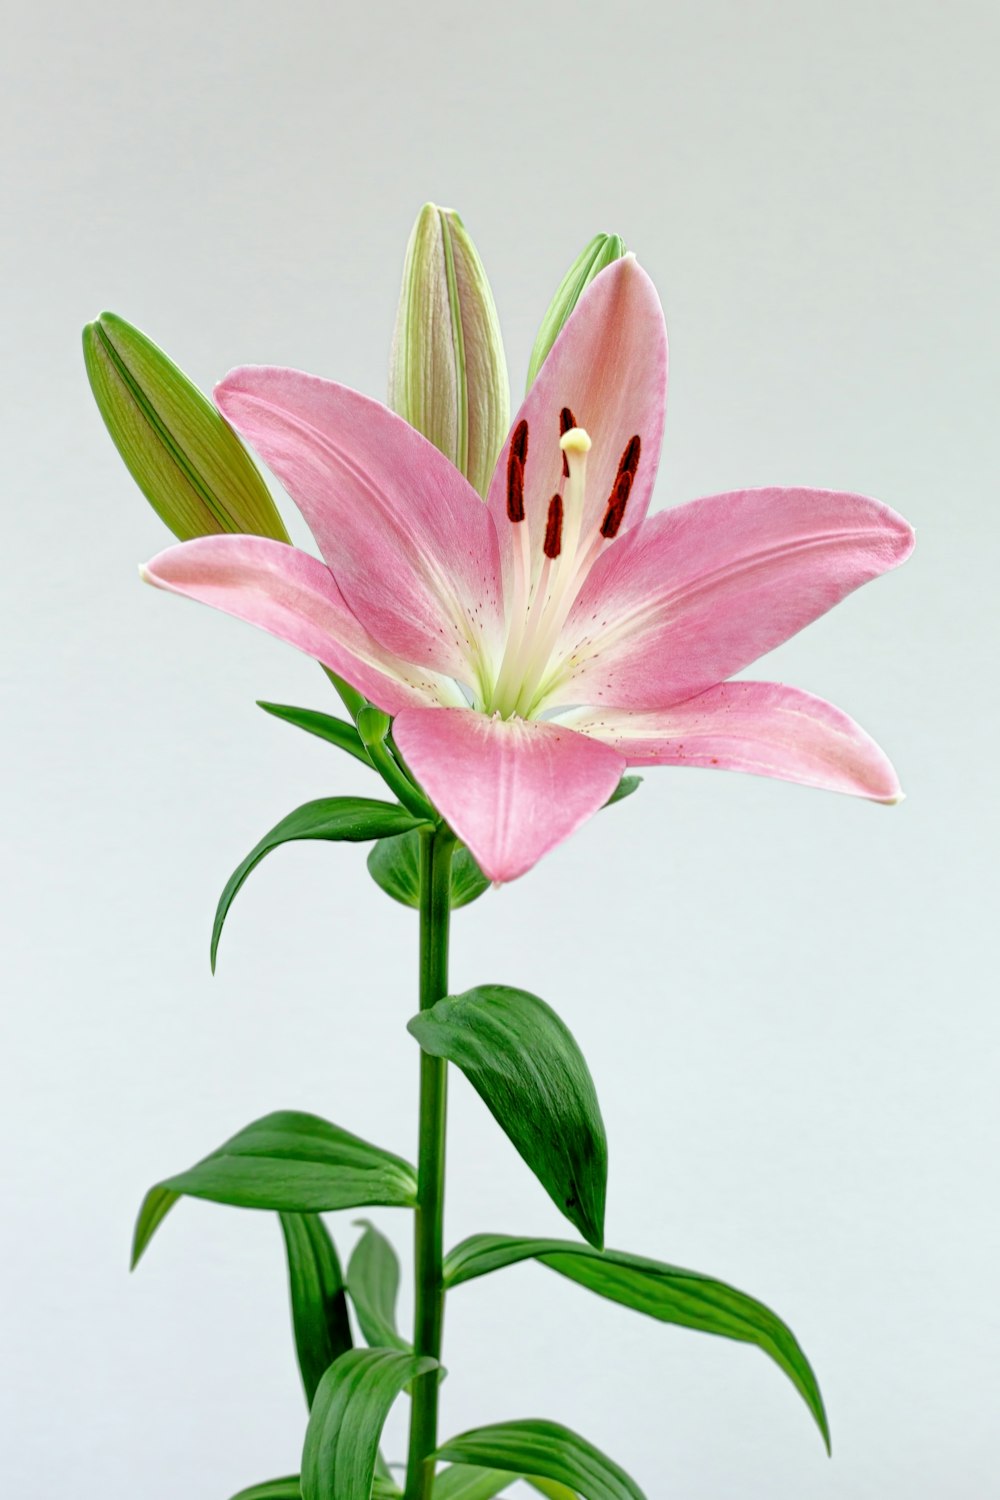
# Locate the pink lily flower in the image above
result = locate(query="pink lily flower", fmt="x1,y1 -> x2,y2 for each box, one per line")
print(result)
142,258 -> 914,883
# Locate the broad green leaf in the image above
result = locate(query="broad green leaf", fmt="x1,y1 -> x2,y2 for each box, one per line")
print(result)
436,1420 -> 644,1500
443,1234 -> 829,1451
433,1466 -> 514,1499
257,702 -> 372,767
229,1481 -> 300,1500
280,1213 -> 353,1405
526,234 -> 627,390
132,1112 -> 417,1267
212,797 -> 427,970
604,775 -> 641,809
367,831 -> 490,910
301,1348 -> 436,1500
83,312 -> 290,544
408,986 -> 607,1248
346,1220 -> 410,1351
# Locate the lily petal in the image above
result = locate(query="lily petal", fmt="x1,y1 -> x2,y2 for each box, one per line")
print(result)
215,367 -> 505,693
392,708 -> 625,882
487,257 -> 667,593
566,681 -> 903,801
547,487 -> 915,711
142,535 -> 464,713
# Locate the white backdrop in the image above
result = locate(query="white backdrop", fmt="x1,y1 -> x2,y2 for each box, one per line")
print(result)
3,2 -> 998,1496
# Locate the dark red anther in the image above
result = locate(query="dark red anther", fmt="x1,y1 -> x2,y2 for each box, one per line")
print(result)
600,434 -> 641,538
543,493 -> 564,558
506,419 -> 529,522
600,469 -> 633,539
559,406 -> 577,478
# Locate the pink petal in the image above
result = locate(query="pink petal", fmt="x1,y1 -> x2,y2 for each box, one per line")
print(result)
486,257 -> 667,593
142,535 -> 464,713
567,681 -> 903,801
392,708 -> 625,882
547,487 -> 915,711
215,367 -> 505,689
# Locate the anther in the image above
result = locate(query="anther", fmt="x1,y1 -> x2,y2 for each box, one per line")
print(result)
600,434 -> 641,538
559,407 -> 577,477
506,419 -> 529,522
544,494 -> 564,558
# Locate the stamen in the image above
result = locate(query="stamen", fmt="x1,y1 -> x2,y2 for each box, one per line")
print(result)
559,407 -> 577,477
599,434 -> 641,538
506,419 -> 529,522
543,494 -> 563,558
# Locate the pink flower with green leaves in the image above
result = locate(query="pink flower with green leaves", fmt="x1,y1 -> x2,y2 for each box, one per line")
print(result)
142,257 -> 914,882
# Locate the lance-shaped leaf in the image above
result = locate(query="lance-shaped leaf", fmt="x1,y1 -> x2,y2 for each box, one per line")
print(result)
257,701 -> 373,767
301,1349 -> 437,1500
367,830 -> 490,911
280,1213 -> 353,1405
389,203 -> 509,498
230,1481 -> 301,1500
436,1421 -> 645,1500
526,233 -> 627,390
408,986 -> 607,1248
131,1112 -> 418,1267
212,796 -> 427,970
604,774 -> 642,809
346,1221 -> 410,1351
432,1466 -> 515,1500
443,1235 -> 829,1451
83,312 -> 290,543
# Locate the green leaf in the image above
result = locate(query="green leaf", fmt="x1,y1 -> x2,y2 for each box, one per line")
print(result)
83,312 -> 290,544
229,1481 -> 301,1500
408,986 -> 607,1248
367,830 -> 490,910
212,796 -> 427,970
436,1420 -> 644,1500
301,1349 -> 437,1500
257,702 -> 372,767
132,1112 -> 418,1267
280,1213 -> 353,1405
526,234 -> 627,391
443,1234 -> 829,1452
433,1466 -> 515,1499
526,1482 -> 577,1500
346,1220 -> 410,1351
604,775 -> 641,809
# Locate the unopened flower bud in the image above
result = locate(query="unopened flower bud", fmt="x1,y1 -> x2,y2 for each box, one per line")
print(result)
357,705 -> 391,749
526,233 -> 627,391
83,312 -> 290,544
389,204 -> 509,498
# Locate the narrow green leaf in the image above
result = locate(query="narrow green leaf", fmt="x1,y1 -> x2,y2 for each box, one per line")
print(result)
229,1480 -> 300,1500
526,234 -> 627,390
280,1213 -> 353,1405
212,796 -> 427,970
433,1466 -> 515,1499
367,830 -> 489,910
436,1420 -> 644,1500
132,1112 -> 417,1267
604,775 -> 642,809
526,1482 -> 577,1500
257,702 -> 373,767
346,1220 -> 410,1351
83,312 -> 290,544
443,1234 -> 829,1451
301,1348 -> 437,1500
408,986 -> 607,1248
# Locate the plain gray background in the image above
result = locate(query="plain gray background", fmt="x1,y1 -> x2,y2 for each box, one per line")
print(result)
3,1 -> 997,1495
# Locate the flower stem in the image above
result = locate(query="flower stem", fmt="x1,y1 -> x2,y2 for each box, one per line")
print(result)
404,823 -> 454,1500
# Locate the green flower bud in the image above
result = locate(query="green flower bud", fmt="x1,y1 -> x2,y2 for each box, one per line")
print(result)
83,312 -> 290,544
356,704 -> 391,749
389,204 -> 509,498
526,233 -> 627,391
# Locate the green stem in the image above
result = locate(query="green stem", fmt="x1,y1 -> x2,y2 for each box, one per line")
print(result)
404,824 -> 454,1500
